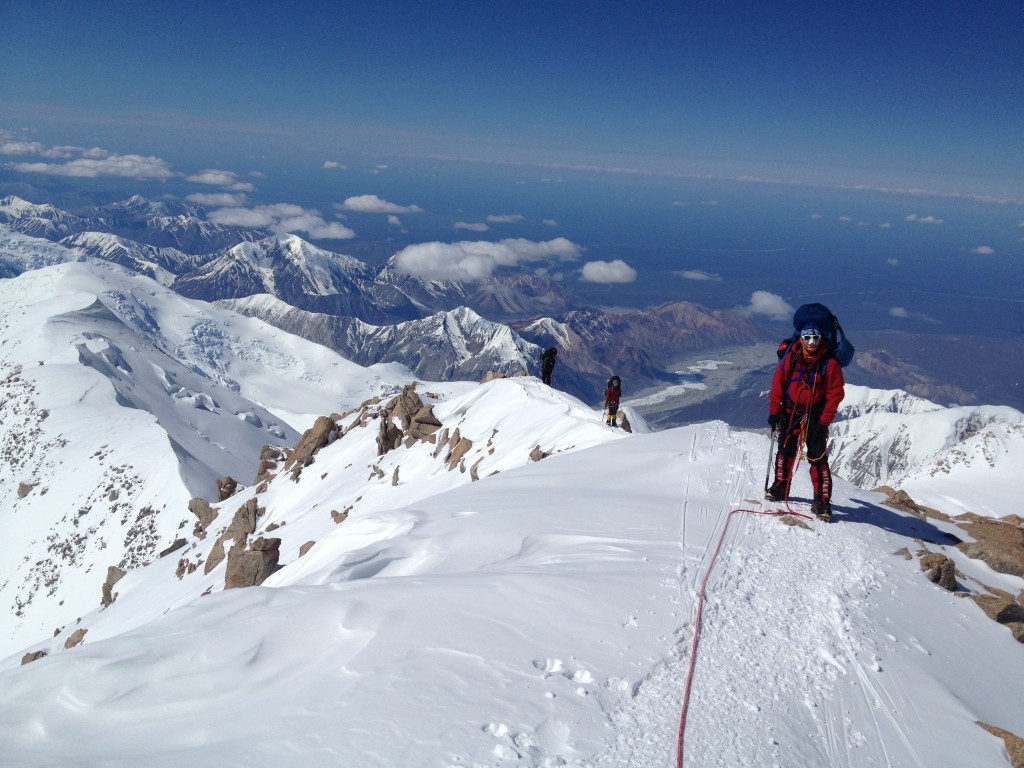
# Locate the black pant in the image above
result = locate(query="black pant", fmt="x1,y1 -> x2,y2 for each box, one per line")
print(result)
773,408 -> 833,502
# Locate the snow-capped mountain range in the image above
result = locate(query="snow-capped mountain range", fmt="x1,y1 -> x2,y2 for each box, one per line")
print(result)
1,195 -> 770,404
1,249 -> 1022,765
0,194 -> 266,253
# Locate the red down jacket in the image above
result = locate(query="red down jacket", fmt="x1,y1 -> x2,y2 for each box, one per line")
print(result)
769,344 -> 845,426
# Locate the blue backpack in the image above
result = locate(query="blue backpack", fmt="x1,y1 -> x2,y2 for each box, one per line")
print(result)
777,303 -> 855,367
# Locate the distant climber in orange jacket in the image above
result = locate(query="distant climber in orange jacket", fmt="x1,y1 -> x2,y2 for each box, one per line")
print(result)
766,324 -> 845,520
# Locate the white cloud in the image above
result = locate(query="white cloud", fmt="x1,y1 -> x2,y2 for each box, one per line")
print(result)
486,214 -> 525,223
887,258 -> 899,266
0,141 -> 48,156
186,192 -> 248,207
810,213 -> 824,220
208,203 -> 356,239
323,161 -> 348,170
394,238 -> 581,282
739,291 -> 793,321
387,215 -> 402,227
971,245 -> 995,255
889,307 -> 910,318
905,214 -> 944,225
880,223 -> 892,229
0,141 -> 106,159
185,169 -> 255,191
9,152 -> 175,180
580,259 -> 637,284
542,219 -> 558,227
338,195 -> 423,214
454,222 -> 490,232
674,270 -> 722,282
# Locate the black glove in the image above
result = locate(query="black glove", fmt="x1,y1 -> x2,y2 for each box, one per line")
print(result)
767,414 -> 780,429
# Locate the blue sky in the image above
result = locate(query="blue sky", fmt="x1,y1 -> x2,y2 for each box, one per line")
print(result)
3,0 -> 1022,199
2,0 -> 1023,340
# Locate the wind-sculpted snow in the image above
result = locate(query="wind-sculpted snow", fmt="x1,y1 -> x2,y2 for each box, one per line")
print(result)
2,415 -> 1021,767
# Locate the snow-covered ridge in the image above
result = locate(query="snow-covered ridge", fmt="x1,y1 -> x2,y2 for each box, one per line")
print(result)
2,405 -> 1021,767
831,384 -> 1024,517
0,261 -> 414,656
221,295 -> 543,382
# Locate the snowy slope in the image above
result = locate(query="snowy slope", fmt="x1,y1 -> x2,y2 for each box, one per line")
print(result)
831,385 -> 1024,518
0,261 -> 414,656
1,248 -> 1023,767
1,374 -> 1022,767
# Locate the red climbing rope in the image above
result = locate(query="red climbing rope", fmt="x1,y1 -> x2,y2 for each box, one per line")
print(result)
675,504 -> 812,768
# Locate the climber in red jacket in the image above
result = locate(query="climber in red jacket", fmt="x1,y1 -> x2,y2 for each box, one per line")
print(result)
766,323 -> 845,520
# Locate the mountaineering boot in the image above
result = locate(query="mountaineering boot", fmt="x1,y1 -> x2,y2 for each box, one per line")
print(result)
764,482 -> 788,502
811,497 -> 832,522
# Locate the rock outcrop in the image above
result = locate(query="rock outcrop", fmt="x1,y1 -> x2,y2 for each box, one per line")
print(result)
286,415 -> 339,479
224,537 -> 281,589
188,497 -> 218,538
101,566 -> 126,607
204,498 -> 262,575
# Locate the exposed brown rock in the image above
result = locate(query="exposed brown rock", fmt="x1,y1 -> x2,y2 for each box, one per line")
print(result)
224,537 -> 281,589
530,446 -> 549,462
410,405 -> 442,442
470,457 -> 484,481
21,650 -> 46,665
64,628 -> 87,649
299,541 -> 315,557
481,371 -> 507,382
445,428 -> 473,470
204,498 -> 262,575
955,515 -> 1024,578
158,538 -> 187,558
255,444 -> 286,486
188,497 -> 217,537
618,412 -> 633,433
216,476 -> 239,501
971,590 -> 1024,643
977,721 -> 1024,768
332,508 -> 351,524
17,482 -> 35,498
918,551 -> 958,592
101,565 -> 126,607
287,416 -> 338,479
874,486 -> 953,523
375,384 -> 440,455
